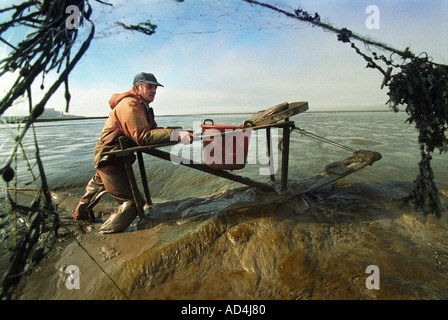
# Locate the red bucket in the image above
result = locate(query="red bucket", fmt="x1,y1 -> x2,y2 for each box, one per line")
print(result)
201,119 -> 251,170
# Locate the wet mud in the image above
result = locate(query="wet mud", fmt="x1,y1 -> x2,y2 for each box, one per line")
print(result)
14,182 -> 448,300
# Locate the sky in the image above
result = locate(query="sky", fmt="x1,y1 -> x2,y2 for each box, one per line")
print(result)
1,0 -> 447,117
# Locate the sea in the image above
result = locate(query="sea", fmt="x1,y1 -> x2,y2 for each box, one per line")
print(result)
1,111 -> 447,207
2,110 -> 447,301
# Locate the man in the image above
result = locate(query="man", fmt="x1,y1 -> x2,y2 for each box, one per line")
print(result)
73,72 -> 192,233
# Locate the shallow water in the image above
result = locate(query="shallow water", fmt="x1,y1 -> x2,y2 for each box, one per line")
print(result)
1,111 -> 447,202
15,181 -> 448,300
3,111 -> 448,300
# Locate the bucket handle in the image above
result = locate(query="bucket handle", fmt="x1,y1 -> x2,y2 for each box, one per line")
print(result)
242,120 -> 255,127
202,119 -> 214,125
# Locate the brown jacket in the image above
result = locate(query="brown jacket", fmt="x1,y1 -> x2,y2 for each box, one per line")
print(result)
93,90 -> 173,167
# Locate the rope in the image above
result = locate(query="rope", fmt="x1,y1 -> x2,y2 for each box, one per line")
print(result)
292,127 -> 357,153
58,218 -> 131,300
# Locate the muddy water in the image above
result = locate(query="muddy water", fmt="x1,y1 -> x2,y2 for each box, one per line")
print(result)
16,182 -> 448,300
2,111 -> 448,299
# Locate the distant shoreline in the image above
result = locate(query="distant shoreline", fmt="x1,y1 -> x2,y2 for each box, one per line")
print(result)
0,116 -> 107,124
1,109 -> 402,124
160,108 -> 401,117
159,109 -> 403,117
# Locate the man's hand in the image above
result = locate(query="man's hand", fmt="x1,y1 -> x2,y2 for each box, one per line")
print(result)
177,130 -> 194,145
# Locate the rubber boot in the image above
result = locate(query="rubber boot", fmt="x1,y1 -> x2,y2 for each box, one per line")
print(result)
73,178 -> 107,221
99,201 -> 138,234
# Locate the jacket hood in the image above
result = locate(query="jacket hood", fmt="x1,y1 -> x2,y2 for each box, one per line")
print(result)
109,90 -> 142,109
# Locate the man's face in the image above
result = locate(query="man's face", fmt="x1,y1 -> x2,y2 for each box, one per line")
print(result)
135,82 -> 157,104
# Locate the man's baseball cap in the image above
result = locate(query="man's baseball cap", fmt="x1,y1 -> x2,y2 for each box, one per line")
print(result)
133,72 -> 164,87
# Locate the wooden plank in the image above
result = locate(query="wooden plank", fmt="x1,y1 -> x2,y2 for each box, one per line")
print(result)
223,150 -> 383,209
119,137 -> 146,219
244,101 -> 309,126
102,141 -> 179,157
266,127 -> 276,182
280,119 -> 291,191
137,151 -> 152,206
278,150 -> 382,198
144,148 -> 276,192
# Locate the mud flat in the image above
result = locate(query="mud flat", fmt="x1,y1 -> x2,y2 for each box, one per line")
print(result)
14,182 -> 448,300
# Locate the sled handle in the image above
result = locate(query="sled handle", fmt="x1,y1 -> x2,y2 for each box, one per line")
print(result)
202,119 -> 214,125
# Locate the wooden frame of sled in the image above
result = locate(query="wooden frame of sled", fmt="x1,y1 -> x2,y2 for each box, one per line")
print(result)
100,101 -> 382,219
100,102 -> 308,218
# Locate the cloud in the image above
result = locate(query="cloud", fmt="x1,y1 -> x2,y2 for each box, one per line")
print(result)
2,0 -> 445,117
143,24 -> 390,115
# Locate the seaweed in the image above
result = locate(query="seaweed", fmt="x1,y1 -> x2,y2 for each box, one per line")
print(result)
0,0 -> 97,300
244,0 -> 447,218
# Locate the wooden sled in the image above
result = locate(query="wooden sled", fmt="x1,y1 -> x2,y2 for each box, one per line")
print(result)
224,150 -> 383,210
101,101 -> 381,218
244,101 -> 309,126
281,150 -> 382,198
